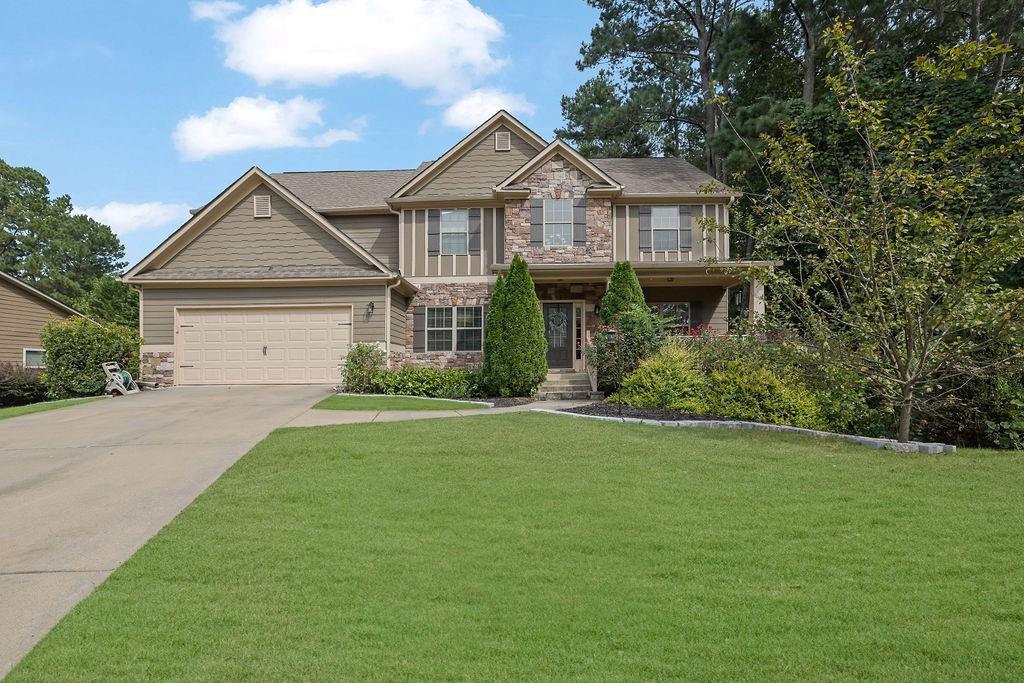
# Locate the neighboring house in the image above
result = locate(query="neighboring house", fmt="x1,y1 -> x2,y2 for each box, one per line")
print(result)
0,271 -> 83,369
124,111 -> 770,386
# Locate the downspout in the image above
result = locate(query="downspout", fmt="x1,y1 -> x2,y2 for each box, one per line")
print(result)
385,204 -> 404,369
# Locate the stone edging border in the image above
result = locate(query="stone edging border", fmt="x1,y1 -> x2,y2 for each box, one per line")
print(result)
530,408 -> 956,454
333,391 -> 494,408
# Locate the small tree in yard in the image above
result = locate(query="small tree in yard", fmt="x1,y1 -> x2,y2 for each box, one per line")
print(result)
483,255 -> 547,396
600,261 -> 646,324
745,23 -> 1024,442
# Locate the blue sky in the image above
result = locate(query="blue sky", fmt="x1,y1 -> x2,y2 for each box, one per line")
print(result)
1,0 -> 599,265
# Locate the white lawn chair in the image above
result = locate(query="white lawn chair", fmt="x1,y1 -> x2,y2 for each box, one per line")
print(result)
102,362 -> 140,396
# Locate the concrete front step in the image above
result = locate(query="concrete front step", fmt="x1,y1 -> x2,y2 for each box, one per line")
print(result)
536,390 -> 604,401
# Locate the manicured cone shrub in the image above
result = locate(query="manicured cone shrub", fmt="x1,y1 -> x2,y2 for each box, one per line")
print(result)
40,317 -> 140,399
600,261 -> 646,324
485,255 -> 547,396
610,343 -> 706,412
0,362 -> 47,407
342,342 -> 387,392
480,274 -> 505,393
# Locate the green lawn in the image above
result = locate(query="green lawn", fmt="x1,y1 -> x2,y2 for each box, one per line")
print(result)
0,396 -> 103,421
11,414 -> 1024,680
313,393 -> 488,411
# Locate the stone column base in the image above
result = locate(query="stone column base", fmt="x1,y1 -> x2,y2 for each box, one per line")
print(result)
141,348 -> 174,386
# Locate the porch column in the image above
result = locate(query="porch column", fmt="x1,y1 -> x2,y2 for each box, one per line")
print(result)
747,279 -> 765,321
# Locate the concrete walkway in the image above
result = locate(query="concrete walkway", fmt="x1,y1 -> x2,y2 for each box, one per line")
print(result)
285,399 -> 587,427
0,384 -> 330,675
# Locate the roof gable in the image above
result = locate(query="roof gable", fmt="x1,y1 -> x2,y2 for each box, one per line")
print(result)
124,167 -> 392,281
390,111 -> 547,199
495,139 -> 622,192
0,272 -> 84,318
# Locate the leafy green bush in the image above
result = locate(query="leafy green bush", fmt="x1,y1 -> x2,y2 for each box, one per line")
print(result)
611,344 -> 706,412
0,362 -> 47,407
703,361 -> 826,429
374,366 -> 481,399
343,342 -> 387,392
916,366 -> 1024,450
586,304 -> 670,391
600,261 -> 646,324
40,317 -> 140,399
483,255 -> 547,396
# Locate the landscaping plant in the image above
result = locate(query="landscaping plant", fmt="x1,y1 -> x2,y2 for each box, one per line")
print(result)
610,344 -> 706,412
599,261 -> 646,324
586,304 -> 669,391
374,367 -> 481,399
342,342 -> 387,393
39,317 -> 140,399
0,362 -> 47,407
702,360 -> 826,430
482,255 -> 547,396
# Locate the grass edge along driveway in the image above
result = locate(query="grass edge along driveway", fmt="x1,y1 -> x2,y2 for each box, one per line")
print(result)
0,396 -> 103,421
313,393 -> 487,411
10,413 -> 1022,681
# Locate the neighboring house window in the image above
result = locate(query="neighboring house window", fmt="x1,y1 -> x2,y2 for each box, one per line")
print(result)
543,198 -> 573,246
440,209 -> 469,255
652,303 -> 691,330
652,206 -> 680,251
425,306 -> 484,352
456,306 -> 483,351
426,307 -> 454,351
23,348 -> 45,369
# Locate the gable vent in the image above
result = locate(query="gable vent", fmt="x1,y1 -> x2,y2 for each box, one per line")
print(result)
494,131 -> 511,152
253,195 -> 272,218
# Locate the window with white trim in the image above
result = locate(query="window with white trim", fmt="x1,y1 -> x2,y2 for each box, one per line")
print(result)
23,348 -> 45,369
652,206 -> 680,251
426,306 -> 483,352
651,303 -> 691,330
543,198 -> 572,246
440,209 -> 468,255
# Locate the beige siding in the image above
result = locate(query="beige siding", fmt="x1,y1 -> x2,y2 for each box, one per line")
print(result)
413,126 -> 535,197
140,286 -> 387,346
163,185 -> 376,273
403,206 -> 503,277
0,278 -> 72,365
618,203 -> 727,264
328,214 -> 399,270
645,285 -> 729,333
390,289 -> 408,353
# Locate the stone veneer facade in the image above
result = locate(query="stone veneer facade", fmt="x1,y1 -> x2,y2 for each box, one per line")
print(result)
141,349 -> 174,387
398,281 -> 493,369
504,155 -> 613,264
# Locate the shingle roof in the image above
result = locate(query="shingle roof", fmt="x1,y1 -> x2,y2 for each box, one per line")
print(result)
271,169 -> 417,210
131,265 -> 380,281
590,157 -> 735,195
268,157 -> 731,212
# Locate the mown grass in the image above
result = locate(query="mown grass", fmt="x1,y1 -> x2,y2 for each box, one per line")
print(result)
313,393 -> 487,411
0,396 -> 103,421
10,413 -> 1023,681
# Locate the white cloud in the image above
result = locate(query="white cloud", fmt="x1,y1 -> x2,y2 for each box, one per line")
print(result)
78,202 -> 192,236
172,95 -> 364,160
442,88 -> 535,129
190,1 -> 244,22
208,0 -> 505,94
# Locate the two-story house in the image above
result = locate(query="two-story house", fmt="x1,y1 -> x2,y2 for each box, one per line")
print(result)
124,111 -> 768,386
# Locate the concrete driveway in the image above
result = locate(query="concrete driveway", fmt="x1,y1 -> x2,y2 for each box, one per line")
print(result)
0,384 -> 331,675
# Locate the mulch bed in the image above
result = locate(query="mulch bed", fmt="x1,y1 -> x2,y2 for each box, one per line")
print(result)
486,397 -> 535,408
562,401 -> 729,422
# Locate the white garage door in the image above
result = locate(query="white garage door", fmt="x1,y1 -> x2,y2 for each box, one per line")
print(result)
175,306 -> 352,385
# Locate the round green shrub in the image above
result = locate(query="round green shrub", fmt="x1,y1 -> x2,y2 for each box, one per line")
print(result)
703,360 -> 826,429
40,317 -> 140,399
611,344 -> 706,412
343,342 -> 387,393
0,362 -> 47,407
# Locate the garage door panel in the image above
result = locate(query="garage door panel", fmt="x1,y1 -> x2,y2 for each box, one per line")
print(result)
176,306 -> 351,385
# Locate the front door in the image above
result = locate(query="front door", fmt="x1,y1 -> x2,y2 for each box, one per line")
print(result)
543,303 -> 573,369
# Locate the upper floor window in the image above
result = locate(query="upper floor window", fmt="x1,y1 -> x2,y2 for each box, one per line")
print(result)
642,205 -> 693,252
440,209 -> 468,255
543,198 -> 573,246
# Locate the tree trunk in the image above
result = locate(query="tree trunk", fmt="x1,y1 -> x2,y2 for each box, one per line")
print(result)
897,385 -> 914,443
970,0 -> 981,40
802,31 -> 816,106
